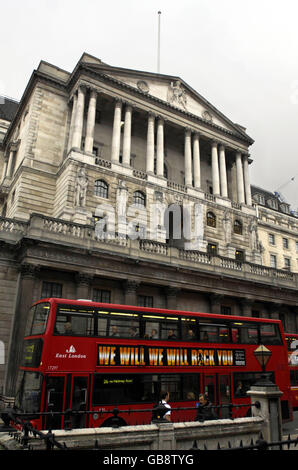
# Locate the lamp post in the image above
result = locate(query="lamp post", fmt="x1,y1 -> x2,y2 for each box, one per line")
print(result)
253,344 -> 275,386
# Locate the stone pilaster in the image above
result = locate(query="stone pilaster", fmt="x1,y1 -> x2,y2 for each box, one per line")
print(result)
75,272 -> 93,300
164,286 -> 180,310
4,263 -> 40,396
123,280 -> 140,306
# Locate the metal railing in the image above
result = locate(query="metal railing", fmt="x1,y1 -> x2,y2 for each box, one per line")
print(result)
2,401 -> 261,451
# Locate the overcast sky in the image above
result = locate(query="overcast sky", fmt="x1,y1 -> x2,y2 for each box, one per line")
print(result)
1,0 -> 298,210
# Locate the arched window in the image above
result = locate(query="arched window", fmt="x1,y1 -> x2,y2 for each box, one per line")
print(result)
133,190 -> 146,207
207,211 -> 216,228
234,219 -> 243,235
94,180 -> 108,198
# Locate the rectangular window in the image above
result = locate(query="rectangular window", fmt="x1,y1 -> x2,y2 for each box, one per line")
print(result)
270,254 -> 277,268
268,234 -> 275,245
284,257 -> 291,270
207,243 -> 217,255
283,238 -> 289,249
41,281 -> 62,299
235,250 -> 244,262
221,306 -> 232,316
93,289 -> 111,303
137,295 -> 153,308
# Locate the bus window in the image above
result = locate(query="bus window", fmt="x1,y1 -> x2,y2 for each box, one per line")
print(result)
231,328 -> 241,343
160,318 -> 179,340
15,371 -> 42,413
181,318 -> 197,341
108,312 -> 139,338
97,313 -> 108,336
241,326 -> 258,344
233,372 -> 275,398
27,303 -> 50,336
55,306 -> 95,336
159,374 -> 180,401
219,327 -> 230,343
199,324 -> 219,343
93,375 -> 146,405
260,324 -> 282,345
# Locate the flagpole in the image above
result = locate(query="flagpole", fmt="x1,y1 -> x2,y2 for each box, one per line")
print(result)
157,11 -> 161,73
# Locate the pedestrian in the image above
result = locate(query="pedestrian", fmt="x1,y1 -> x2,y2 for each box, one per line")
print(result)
195,393 -> 216,421
160,391 -> 171,421
151,391 -> 171,422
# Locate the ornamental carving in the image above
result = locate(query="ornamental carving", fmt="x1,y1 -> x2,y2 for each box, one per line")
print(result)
167,80 -> 187,110
202,110 -> 213,122
137,80 -> 149,94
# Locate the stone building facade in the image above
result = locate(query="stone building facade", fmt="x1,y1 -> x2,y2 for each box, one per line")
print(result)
0,53 -> 297,399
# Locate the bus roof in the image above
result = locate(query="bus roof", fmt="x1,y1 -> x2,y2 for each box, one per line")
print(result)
33,297 -> 283,326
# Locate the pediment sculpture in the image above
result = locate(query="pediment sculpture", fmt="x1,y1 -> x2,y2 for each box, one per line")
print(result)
167,80 -> 187,110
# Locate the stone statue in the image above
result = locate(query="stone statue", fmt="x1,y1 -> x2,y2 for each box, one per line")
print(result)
167,80 -> 187,110
75,166 -> 88,207
222,210 -> 232,245
248,218 -> 258,250
116,180 -> 128,219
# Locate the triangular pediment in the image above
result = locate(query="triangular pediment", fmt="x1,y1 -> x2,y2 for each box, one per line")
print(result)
79,55 -> 253,143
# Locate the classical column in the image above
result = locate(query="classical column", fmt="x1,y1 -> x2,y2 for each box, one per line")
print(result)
6,150 -> 15,178
67,93 -> 78,152
156,117 -> 164,177
193,133 -> 201,188
243,154 -> 252,206
219,144 -> 228,198
122,104 -> 132,166
146,113 -> 155,173
236,151 -> 245,204
184,128 -> 192,187
71,86 -> 85,150
211,141 -> 220,195
111,99 -> 122,163
4,264 -> 40,396
85,89 -> 97,154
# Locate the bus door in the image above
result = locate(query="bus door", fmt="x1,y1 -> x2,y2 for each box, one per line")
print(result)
68,375 -> 89,429
218,374 -> 231,418
44,375 -> 66,430
204,374 -> 216,405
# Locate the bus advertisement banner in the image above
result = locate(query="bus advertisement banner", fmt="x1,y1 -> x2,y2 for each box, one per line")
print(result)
97,345 -> 246,368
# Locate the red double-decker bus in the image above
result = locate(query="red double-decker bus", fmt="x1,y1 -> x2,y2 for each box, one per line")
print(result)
9,298 -> 292,430
285,333 -> 298,409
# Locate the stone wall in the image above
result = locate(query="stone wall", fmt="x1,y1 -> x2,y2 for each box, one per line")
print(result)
0,417 -> 264,450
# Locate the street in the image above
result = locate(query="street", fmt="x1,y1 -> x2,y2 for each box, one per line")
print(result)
283,411 -> 298,438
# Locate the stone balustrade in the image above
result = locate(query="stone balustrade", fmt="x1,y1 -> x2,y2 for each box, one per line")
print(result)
0,214 -> 297,288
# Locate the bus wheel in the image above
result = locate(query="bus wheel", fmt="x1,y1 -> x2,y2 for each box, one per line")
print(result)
100,417 -> 127,427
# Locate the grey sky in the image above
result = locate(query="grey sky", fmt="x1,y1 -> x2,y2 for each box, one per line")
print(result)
1,0 -> 298,209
